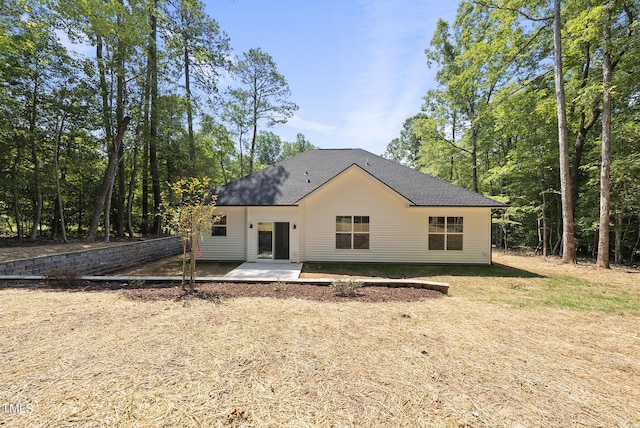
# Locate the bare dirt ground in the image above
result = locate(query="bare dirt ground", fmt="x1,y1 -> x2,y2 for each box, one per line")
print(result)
1,253 -> 639,426
113,254 -> 240,277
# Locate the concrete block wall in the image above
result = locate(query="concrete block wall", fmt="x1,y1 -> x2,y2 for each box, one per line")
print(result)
0,237 -> 183,276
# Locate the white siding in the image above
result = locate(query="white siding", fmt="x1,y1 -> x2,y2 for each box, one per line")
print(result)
201,166 -> 494,264
247,206 -> 300,262
199,206 -> 247,261
299,166 -> 492,264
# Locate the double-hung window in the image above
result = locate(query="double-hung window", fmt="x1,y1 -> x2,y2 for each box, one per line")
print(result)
336,216 -> 369,249
428,216 -> 463,250
211,215 -> 227,236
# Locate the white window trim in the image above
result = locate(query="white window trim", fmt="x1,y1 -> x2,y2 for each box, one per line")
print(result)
428,216 -> 463,251
212,215 -> 227,237
335,215 -> 370,250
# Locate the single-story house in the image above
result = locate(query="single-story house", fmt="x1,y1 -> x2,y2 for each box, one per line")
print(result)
202,148 -> 506,265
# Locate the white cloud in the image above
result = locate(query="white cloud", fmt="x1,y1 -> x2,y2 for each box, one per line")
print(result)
286,114 -> 337,134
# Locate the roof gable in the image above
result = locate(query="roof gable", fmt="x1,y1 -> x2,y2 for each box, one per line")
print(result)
211,149 -> 506,207
296,163 -> 414,205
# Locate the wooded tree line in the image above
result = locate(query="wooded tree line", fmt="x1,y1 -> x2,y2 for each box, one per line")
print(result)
0,0 -> 309,242
386,0 -> 640,266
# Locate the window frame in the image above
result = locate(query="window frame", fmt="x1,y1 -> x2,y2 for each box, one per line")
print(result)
335,215 -> 370,250
428,216 -> 463,251
211,215 -> 227,237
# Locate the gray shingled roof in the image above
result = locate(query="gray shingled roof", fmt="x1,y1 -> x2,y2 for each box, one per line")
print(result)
210,148 -> 506,207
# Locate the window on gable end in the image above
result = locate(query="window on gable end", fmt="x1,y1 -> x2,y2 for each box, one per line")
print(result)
336,216 -> 369,249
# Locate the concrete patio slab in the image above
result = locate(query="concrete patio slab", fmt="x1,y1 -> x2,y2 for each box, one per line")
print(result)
222,262 -> 303,281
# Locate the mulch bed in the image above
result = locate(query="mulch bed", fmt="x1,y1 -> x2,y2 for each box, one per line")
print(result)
2,280 -> 444,302
123,282 -> 444,303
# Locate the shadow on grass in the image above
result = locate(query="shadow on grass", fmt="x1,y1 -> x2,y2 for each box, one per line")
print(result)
301,262 -> 544,279
0,279 -> 182,292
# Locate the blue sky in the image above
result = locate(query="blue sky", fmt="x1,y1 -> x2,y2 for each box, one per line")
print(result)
210,0 -> 460,156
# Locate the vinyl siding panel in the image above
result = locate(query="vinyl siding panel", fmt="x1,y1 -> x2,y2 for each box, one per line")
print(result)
199,207 -> 246,261
300,166 -> 492,264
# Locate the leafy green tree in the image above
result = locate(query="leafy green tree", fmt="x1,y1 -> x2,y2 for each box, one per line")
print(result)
281,133 -> 317,160
164,177 -> 218,291
390,0 -> 640,263
595,1 -> 638,268
199,115 -> 238,184
384,114 -> 425,167
230,48 -> 298,174
223,87 -> 252,176
163,0 -> 230,175
551,0 -> 577,263
256,131 -> 283,166
1,0 -> 83,240
425,2 -> 535,193
55,0 -> 148,241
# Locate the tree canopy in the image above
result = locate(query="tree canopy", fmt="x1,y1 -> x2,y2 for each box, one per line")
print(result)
0,0 -> 302,241
387,0 -> 640,265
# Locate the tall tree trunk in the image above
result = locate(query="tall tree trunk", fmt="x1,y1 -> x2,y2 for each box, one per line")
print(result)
185,45 -> 196,176
12,143 -> 23,239
553,0 -> 576,263
86,37 -> 115,242
470,127 -> 478,193
28,68 -> 41,241
238,131 -> 245,177
127,139 -> 139,238
86,116 -> 132,242
116,136 -> 126,237
190,221 -> 197,291
569,43 -> 598,218
597,3 -> 613,269
142,138 -> 149,235
249,112 -> 257,174
150,0 -> 162,235
104,174 -> 113,242
217,151 -> 228,183
552,191 -> 563,256
631,213 -> 640,265
141,42 -> 151,237
614,212 -> 623,264
113,0 -> 127,239
538,147 -> 548,257
570,109 -> 600,215
53,107 -> 68,243
541,192 -> 548,257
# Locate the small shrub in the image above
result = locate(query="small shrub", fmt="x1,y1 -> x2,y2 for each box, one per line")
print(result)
330,279 -> 363,297
45,268 -> 81,288
274,280 -> 288,292
129,279 -> 145,289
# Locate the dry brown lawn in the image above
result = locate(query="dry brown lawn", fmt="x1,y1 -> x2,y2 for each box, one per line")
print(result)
1,253 -> 639,427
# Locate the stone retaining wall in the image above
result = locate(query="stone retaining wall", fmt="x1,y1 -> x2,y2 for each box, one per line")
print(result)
0,237 -> 183,276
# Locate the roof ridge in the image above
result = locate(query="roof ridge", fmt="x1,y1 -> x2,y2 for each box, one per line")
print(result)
211,147 -> 506,207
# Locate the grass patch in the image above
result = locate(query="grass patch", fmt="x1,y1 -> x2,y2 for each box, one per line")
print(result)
535,276 -> 640,314
302,255 -> 640,315
302,261 -> 542,279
